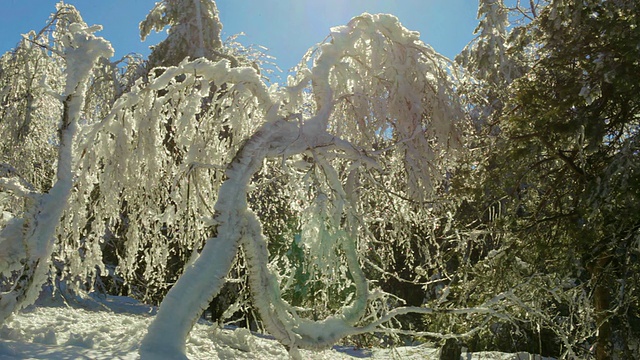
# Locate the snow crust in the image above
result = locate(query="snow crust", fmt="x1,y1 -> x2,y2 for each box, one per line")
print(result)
0,296 -> 553,360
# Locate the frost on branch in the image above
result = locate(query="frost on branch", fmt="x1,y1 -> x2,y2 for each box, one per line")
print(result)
141,12 -> 466,359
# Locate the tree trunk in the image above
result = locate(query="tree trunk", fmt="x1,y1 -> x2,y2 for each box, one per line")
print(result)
592,251 -> 612,360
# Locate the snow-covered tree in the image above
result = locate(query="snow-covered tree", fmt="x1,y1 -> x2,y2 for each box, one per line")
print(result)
137,11 -> 470,359
456,0 -> 540,132
0,3 -> 113,322
140,0 -> 224,69
63,56 -> 268,301
0,23 -> 64,198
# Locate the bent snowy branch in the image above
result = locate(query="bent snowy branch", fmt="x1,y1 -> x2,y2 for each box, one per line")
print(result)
142,12 -> 466,359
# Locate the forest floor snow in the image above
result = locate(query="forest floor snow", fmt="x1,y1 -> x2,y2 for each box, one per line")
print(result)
0,294 -> 552,359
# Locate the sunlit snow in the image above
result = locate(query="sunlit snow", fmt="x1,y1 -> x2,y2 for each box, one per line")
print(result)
0,294 -> 554,359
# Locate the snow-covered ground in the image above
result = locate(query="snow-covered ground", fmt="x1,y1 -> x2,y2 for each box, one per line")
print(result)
0,294 -> 551,359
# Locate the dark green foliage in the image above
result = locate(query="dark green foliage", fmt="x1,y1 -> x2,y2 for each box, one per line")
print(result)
463,0 -> 640,358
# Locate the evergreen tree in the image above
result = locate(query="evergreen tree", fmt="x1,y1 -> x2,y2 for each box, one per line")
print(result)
140,0 -> 224,68
481,0 -> 640,358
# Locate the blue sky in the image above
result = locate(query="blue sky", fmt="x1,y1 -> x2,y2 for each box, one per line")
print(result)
1,1 -> 485,78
